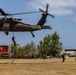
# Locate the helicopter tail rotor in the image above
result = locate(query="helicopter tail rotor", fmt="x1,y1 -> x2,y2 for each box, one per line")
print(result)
39,4 -> 55,18
37,4 -> 55,26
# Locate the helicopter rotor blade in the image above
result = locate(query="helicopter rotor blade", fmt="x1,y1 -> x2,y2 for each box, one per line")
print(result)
48,13 -> 55,18
0,10 -> 40,17
46,4 -> 49,13
0,8 -> 7,15
9,11 -> 40,16
39,8 -> 44,12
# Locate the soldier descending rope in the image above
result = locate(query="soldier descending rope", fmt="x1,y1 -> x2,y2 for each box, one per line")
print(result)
11,33 -> 16,64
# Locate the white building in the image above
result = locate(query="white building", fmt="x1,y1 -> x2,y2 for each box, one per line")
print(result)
63,49 -> 76,57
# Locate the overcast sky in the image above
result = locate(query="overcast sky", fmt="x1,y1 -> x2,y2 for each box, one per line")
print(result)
0,0 -> 76,49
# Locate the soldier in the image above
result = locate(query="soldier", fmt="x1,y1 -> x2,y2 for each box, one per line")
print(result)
12,36 -> 16,46
62,53 -> 65,62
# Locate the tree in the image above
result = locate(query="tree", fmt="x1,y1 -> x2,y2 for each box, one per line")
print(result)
25,41 -> 36,54
11,41 -> 37,58
50,32 -> 62,56
37,32 -> 62,57
23,41 -> 37,58
11,43 -> 29,58
11,43 -> 20,58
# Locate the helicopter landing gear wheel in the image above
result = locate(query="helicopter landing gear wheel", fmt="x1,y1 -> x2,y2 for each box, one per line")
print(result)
30,31 -> 35,37
4,31 -> 9,35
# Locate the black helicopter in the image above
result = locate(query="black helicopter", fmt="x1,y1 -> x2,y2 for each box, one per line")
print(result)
0,4 -> 54,37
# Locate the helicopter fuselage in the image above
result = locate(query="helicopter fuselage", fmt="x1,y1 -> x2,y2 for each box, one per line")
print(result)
0,22 -> 42,32
0,17 -> 51,32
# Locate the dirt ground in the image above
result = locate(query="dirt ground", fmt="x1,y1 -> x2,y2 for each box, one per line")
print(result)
0,57 -> 76,75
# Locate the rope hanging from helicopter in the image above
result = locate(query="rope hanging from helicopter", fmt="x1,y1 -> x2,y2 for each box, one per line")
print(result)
11,32 -> 16,64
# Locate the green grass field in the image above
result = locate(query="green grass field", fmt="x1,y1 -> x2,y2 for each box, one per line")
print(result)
0,57 -> 76,75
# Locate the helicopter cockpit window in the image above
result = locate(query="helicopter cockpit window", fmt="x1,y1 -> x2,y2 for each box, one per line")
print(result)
3,23 -> 10,31
3,23 -> 10,28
